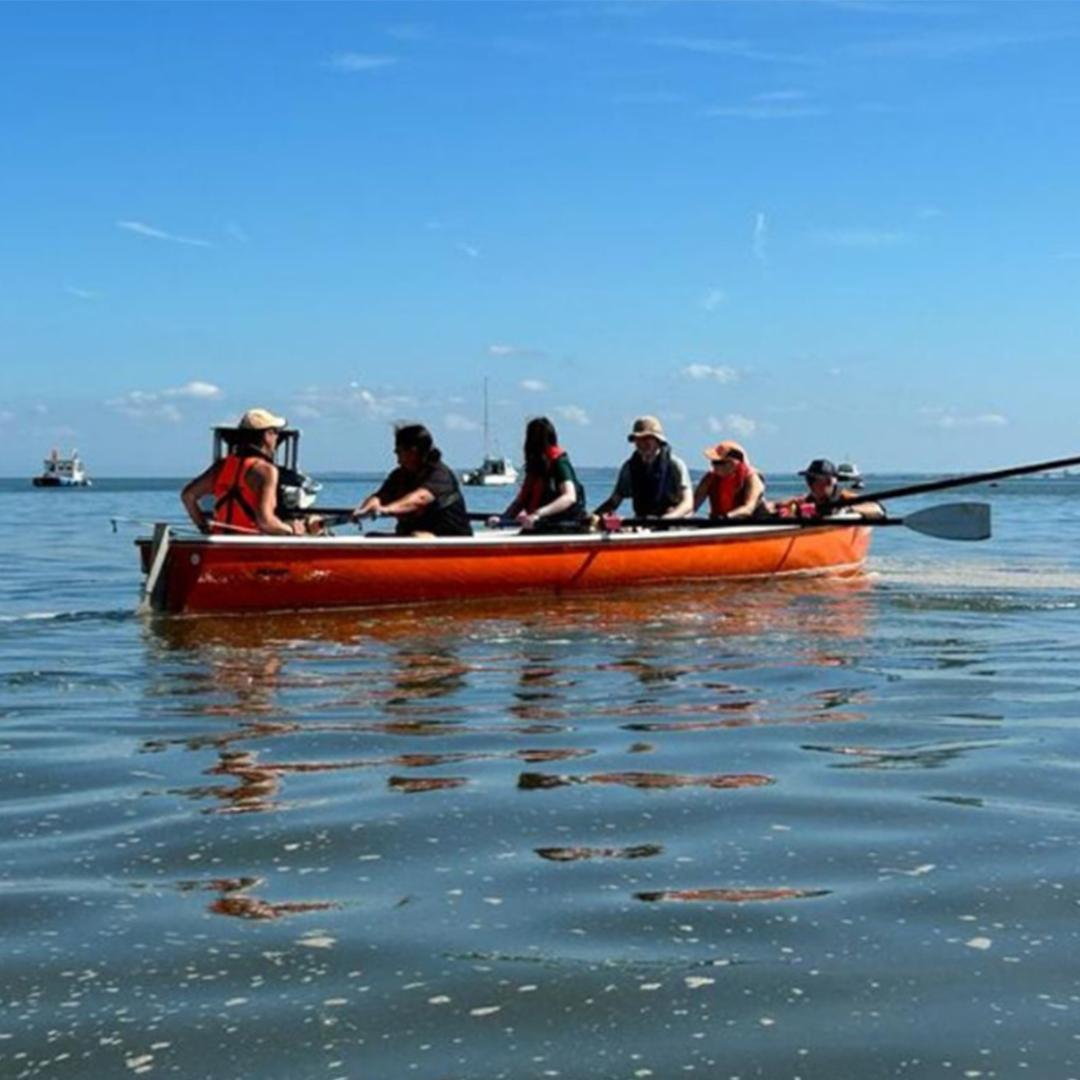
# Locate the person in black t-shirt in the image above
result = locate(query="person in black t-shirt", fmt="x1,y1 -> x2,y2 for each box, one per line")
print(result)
352,423 -> 473,537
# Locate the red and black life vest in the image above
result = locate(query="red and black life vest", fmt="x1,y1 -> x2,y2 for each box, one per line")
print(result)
211,452 -> 268,533
706,461 -> 762,517
517,446 -> 585,520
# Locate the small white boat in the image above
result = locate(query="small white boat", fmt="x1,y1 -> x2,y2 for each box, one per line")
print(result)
461,456 -> 518,487
32,449 -> 91,487
837,462 -> 864,489
460,379 -> 518,487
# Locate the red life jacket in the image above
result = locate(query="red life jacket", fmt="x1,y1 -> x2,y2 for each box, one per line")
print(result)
707,461 -> 753,517
211,453 -> 265,533
519,446 -> 568,513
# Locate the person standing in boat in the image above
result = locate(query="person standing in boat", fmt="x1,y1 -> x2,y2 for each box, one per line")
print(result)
693,440 -> 766,520
775,459 -> 884,519
487,417 -> 587,532
353,423 -> 473,537
181,408 -> 308,536
592,415 -> 693,521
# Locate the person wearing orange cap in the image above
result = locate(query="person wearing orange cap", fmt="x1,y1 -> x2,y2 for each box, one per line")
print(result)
693,440 -> 766,520
181,408 -> 309,536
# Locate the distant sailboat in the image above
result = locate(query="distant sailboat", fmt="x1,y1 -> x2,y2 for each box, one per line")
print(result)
460,380 -> 518,487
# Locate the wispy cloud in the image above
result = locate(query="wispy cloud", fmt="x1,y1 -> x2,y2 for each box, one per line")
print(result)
445,412 -> 480,432
556,404 -> 590,426
328,53 -> 398,72
684,363 -> 739,383
612,90 -> 687,106
812,228 -> 911,249
65,286 -> 99,300
915,204 -> 945,221
708,414 -> 758,438
700,288 -> 727,312
651,35 -> 815,66
106,380 -> 223,423
116,220 -> 212,248
385,23 -> 432,42
753,212 -> 768,264
920,406 -> 1007,430
521,379 -> 548,392
705,91 -> 825,120
294,382 -> 417,422
846,30 -> 1057,61
488,343 -> 546,359
225,221 -> 249,243
457,242 -> 481,259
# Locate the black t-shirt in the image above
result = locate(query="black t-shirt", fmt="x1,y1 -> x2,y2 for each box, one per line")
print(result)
376,461 -> 473,536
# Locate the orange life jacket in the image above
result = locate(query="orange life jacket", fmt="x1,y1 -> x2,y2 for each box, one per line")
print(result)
707,461 -> 756,517
212,453 -> 265,533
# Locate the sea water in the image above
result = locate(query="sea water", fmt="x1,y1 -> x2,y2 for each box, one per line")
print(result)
2,471 -> 1080,1079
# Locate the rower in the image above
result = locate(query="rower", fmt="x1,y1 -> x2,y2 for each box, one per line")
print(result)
693,440 -> 766,520
488,417 -> 587,532
181,408 -> 310,536
353,423 -> 473,537
592,415 -> 693,523
775,458 -> 884,520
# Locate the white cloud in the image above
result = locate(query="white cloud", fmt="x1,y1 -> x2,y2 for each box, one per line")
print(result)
488,343 -> 545,359
385,23 -> 433,41
915,204 -> 944,220
650,35 -> 815,66
705,99 -> 825,119
445,412 -> 480,432
106,380 -> 223,422
812,228 -> 911,248
328,53 -> 398,72
700,287 -> 727,312
920,406 -> 1008,430
293,404 -> 323,420
753,212 -> 768,264
521,379 -> 548,392
457,242 -> 481,259
709,413 -> 758,438
164,380 -> 222,400
116,220 -> 212,248
556,405 -> 590,426
684,363 -> 739,383
295,383 -> 416,422
846,30 -> 1055,61
65,286 -> 99,300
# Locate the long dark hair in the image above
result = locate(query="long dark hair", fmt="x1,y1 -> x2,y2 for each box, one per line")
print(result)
523,417 -> 558,473
394,423 -> 442,466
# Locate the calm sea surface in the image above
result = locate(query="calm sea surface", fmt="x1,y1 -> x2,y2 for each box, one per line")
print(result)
3,470 -> 1080,1079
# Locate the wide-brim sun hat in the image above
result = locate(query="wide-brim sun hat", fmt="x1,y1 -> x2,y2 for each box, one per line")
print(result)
239,407 -> 287,431
627,415 -> 667,443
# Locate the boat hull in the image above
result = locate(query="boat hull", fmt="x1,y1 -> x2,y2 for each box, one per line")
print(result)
136,523 -> 871,615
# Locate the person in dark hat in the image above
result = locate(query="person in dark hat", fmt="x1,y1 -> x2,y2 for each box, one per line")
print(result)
774,458 -> 883,519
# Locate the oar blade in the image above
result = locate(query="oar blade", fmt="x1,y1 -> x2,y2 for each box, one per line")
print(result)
904,502 -> 990,541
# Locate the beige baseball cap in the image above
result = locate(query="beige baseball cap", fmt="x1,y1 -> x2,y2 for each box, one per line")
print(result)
238,407 -> 287,431
627,415 -> 667,443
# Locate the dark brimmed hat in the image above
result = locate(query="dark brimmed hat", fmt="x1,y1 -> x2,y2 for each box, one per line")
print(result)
799,458 -> 838,479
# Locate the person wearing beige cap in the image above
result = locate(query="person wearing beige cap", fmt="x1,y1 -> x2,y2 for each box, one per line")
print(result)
592,415 -> 693,521
693,439 -> 766,520
181,408 -> 309,536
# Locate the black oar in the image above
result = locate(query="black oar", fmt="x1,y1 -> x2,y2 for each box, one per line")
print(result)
836,452 -> 1080,506
616,502 -> 989,542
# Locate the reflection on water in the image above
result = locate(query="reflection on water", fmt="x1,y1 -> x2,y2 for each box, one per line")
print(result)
12,543 -> 1080,1080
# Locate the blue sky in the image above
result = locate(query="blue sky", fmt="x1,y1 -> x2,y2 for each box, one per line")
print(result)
3,1 -> 1080,476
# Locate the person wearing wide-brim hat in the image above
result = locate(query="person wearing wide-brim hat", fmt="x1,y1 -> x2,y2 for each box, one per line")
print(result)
693,439 -> 767,520
773,458 -> 883,519
181,408 -> 310,536
592,415 -> 693,521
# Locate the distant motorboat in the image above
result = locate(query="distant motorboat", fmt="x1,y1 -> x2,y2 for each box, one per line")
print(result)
461,378 -> 518,488
837,462 -> 864,489
32,448 -> 91,487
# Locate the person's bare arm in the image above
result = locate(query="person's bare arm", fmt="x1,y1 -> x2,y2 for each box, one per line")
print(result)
520,481 -> 575,530
726,472 -> 766,520
250,462 -> 303,535
181,464 -> 218,533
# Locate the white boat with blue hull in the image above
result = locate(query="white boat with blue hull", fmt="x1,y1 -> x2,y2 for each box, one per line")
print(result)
32,449 -> 91,487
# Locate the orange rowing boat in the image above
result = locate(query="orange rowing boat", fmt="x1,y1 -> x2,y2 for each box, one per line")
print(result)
135,519 -> 871,616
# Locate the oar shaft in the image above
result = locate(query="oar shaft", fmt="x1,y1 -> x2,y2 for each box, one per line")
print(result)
845,452 -> 1080,505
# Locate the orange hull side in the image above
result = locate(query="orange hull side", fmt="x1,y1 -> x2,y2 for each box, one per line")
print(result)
138,524 -> 871,615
